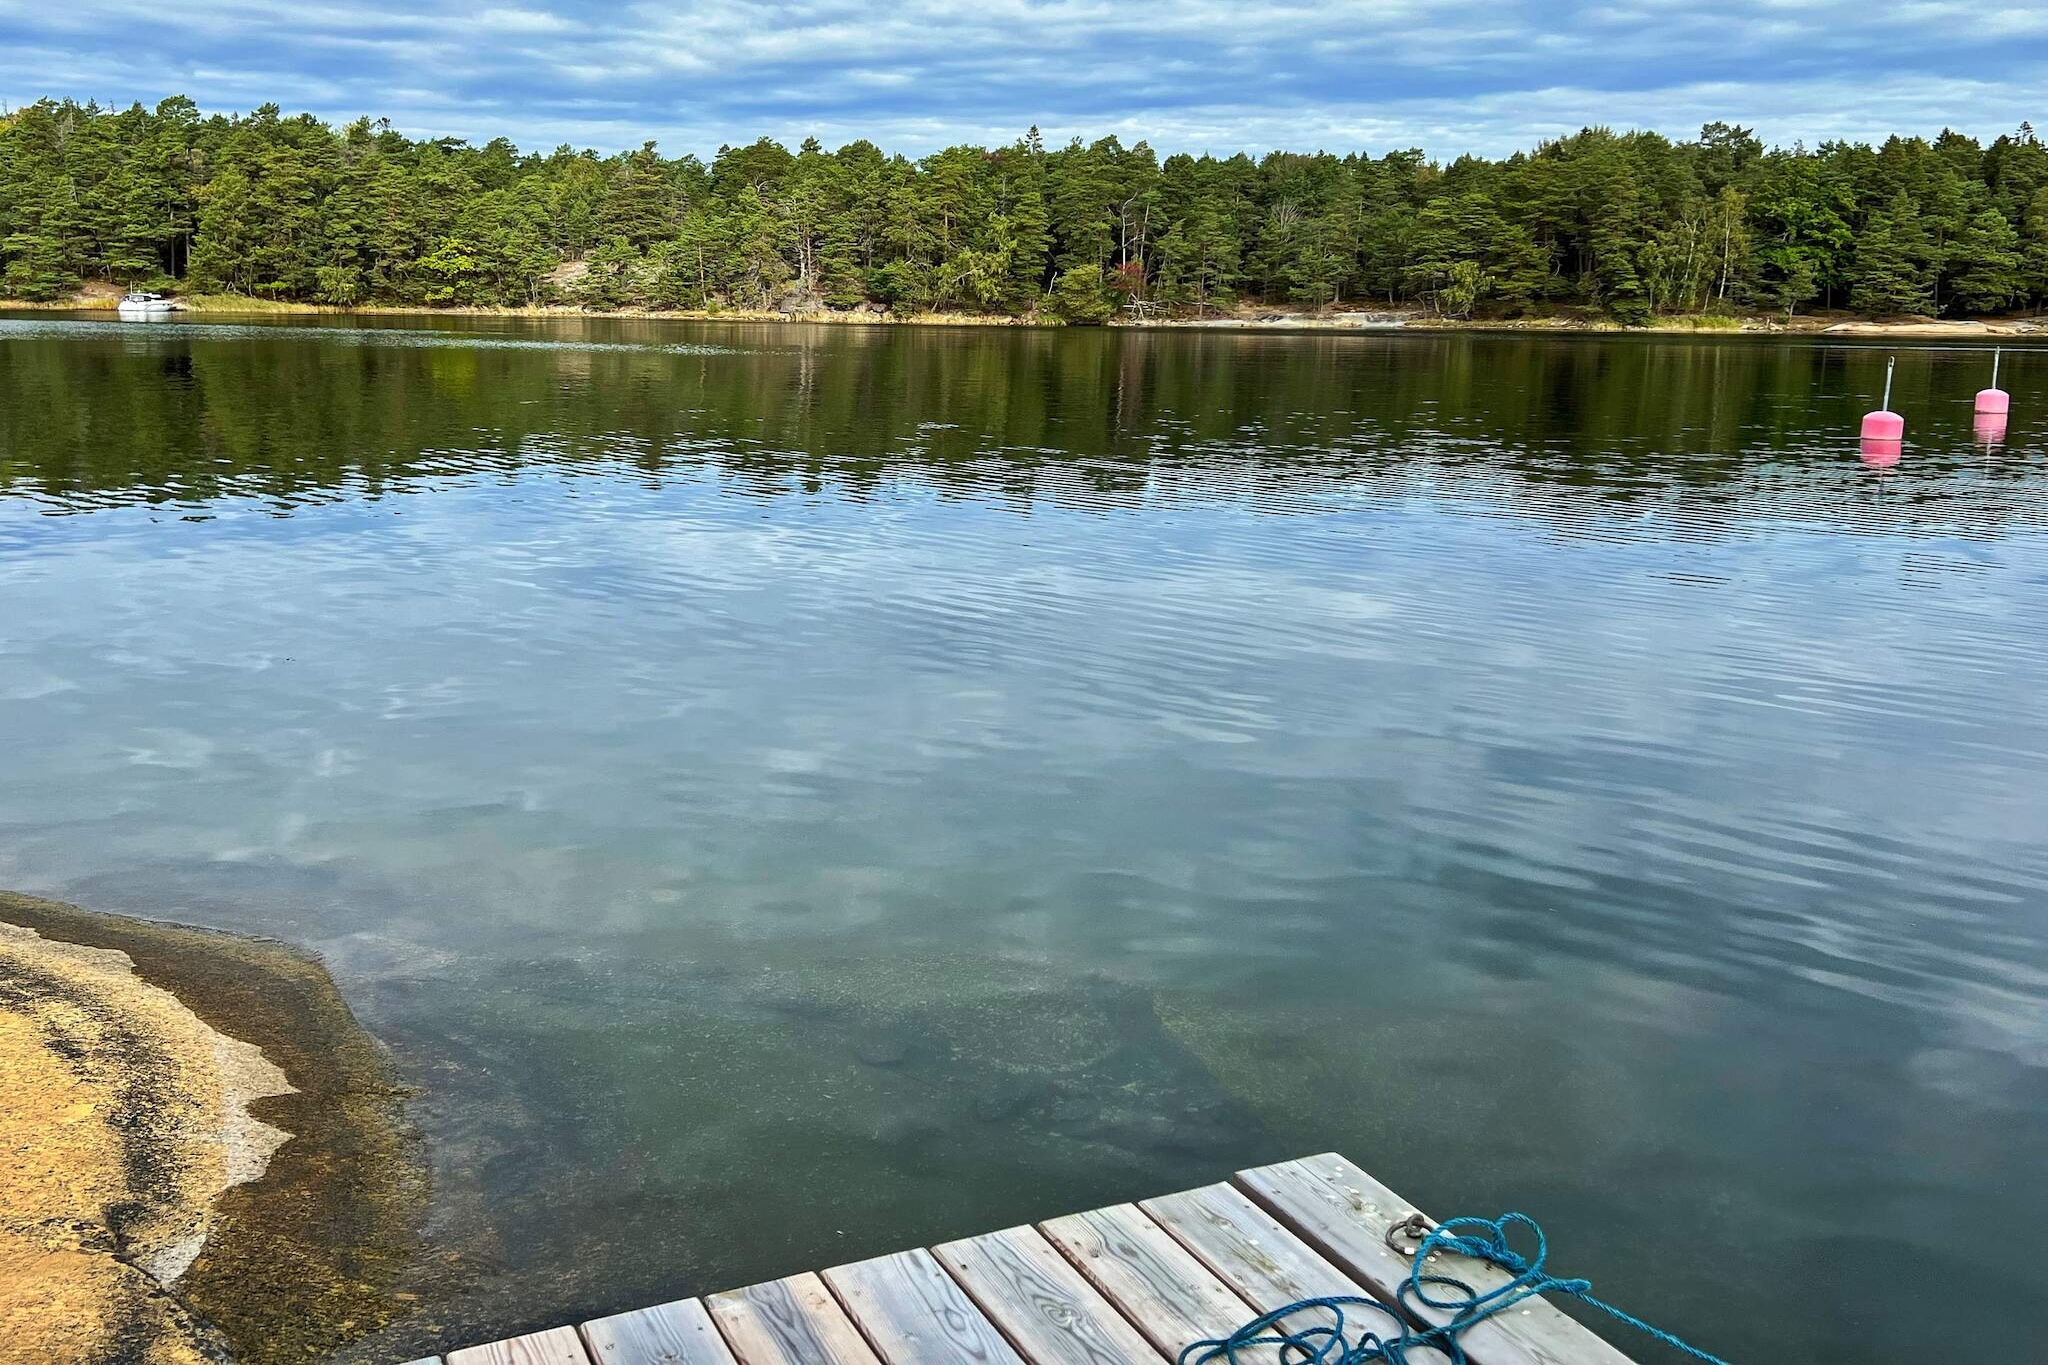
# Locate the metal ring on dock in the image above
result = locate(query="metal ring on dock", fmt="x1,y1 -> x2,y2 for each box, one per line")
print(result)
1384,1210 -> 1436,1257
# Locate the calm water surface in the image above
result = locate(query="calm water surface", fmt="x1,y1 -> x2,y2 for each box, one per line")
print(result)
2,315 -> 2044,1362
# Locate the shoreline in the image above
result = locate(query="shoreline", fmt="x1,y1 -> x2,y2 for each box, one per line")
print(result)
0,890 -> 426,1365
8,294 -> 2045,338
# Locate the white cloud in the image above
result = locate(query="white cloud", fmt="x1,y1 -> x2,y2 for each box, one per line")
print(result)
0,0 -> 2041,155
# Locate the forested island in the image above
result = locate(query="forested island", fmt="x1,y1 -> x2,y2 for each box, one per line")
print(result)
3,96 -> 2046,324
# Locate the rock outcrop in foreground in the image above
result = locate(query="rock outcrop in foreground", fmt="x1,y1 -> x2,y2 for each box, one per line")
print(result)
0,892 -> 424,1365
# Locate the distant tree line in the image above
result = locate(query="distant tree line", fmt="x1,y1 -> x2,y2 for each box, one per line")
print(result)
4,96 -> 2048,323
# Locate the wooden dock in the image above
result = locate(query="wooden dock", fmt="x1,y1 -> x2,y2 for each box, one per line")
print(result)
423,1152 -> 1637,1365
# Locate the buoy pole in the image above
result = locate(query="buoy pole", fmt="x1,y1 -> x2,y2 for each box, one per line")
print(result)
1976,346 -> 2010,415
1861,356 -> 1904,441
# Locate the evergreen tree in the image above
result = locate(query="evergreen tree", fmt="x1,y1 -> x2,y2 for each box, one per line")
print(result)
1851,196 -> 1935,315
1948,208 -> 2023,312
994,133 -> 1052,306
4,93 -> 2046,323
600,142 -> 680,248
1043,266 -> 1113,323
576,236 -> 644,309
1046,138 -> 1115,276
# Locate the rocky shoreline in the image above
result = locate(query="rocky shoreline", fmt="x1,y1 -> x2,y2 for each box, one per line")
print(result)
0,891 -> 426,1365
7,293 -> 2046,337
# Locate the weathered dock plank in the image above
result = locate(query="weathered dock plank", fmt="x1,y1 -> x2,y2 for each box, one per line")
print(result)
1038,1205 -> 1252,1359
437,1154 -> 1650,1365
446,1324 -> 592,1365
707,1272 -> 884,1365
933,1224 -> 1165,1365
822,1246 -> 1025,1365
582,1297 -> 737,1365
1141,1182 -> 1363,1309
1236,1153 -> 1634,1365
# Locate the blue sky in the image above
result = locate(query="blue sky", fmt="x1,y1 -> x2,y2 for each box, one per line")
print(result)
2,0 -> 2044,157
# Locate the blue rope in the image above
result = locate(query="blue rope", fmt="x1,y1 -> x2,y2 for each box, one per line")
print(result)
1177,1212 -> 1733,1365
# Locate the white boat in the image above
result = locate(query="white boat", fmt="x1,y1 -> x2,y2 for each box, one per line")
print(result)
116,291 -> 178,319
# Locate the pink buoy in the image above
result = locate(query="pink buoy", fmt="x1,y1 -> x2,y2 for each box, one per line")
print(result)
1975,347 -> 2009,414
1861,355 -> 1903,440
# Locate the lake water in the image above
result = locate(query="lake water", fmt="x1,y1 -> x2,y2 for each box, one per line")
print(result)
2,315 -> 2044,1362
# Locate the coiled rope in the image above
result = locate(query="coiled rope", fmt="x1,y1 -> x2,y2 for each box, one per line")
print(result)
1178,1212 -> 1732,1365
